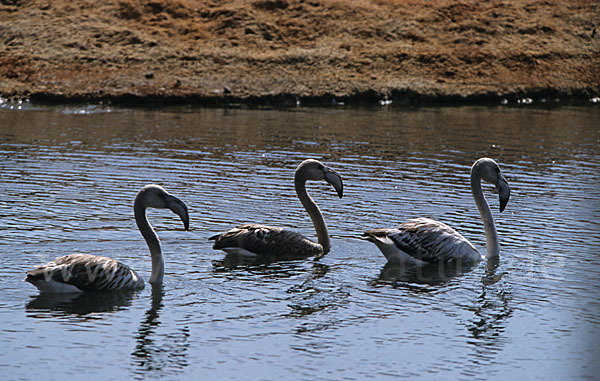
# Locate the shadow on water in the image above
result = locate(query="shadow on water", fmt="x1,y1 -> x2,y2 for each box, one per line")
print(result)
468,258 -> 513,336
375,260 -> 480,290
464,256 -> 513,369
212,250 -> 317,268
25,290 -> 138,317
285,262 -> 350,318
480,256 -> 507,286
131,284 -> 190,378
211,253 -> 313,278
212,254 -> 348,318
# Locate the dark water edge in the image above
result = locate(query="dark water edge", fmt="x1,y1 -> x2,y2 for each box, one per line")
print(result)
2,86 -> 599,109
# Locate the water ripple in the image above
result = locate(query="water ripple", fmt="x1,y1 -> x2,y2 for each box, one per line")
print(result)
1,106 -> 598,380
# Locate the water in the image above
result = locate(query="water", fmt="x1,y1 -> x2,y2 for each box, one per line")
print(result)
0,105 -> 598,380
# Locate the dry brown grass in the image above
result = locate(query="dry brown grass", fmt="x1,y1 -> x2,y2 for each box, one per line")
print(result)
0,0 -> 598,102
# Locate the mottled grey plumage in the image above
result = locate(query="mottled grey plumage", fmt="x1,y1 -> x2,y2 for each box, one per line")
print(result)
210,224 -> 323,259
364,158 -> 511,264
364,218 -> 481,264
25,185 -> 189,293
210,159 -> 343,260
25,254 -> 144,292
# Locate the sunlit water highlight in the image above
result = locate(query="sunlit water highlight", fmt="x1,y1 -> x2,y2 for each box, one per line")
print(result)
1,105 -> 598,380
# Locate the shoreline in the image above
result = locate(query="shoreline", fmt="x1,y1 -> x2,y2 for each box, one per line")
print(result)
1,0 -> 598,107
2,87 -> 597,109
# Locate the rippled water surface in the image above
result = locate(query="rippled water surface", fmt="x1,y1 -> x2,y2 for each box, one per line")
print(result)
1,105 -> 599,380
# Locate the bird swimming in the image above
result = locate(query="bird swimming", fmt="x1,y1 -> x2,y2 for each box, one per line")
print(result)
363,158 -> 510,264
25,184 -> 189,293
209,159 -> 343,260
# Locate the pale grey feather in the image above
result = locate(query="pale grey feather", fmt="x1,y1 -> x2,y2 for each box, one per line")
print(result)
364,218 -> 481,264
364,158 -> 510,264
25,254 -> 143,292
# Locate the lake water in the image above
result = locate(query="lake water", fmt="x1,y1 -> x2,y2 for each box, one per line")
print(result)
0,104 -> 598,380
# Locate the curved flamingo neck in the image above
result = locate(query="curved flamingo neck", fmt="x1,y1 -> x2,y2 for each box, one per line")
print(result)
134,200 -> 164,283
470,167 -> 500,258
295,174 -> 330,254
